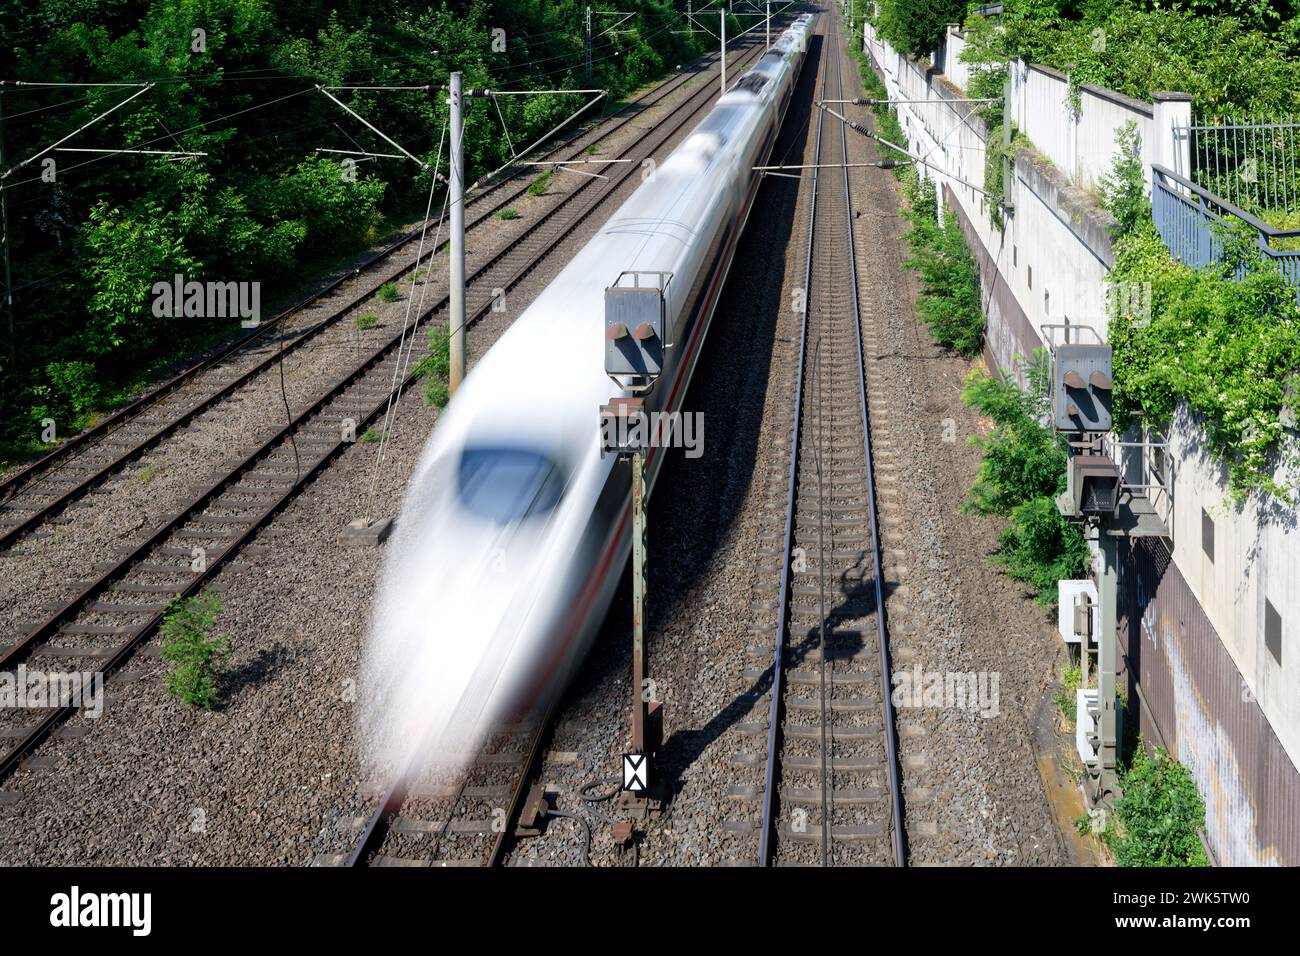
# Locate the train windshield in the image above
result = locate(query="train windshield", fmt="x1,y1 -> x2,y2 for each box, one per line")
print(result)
457,448 -> 564,524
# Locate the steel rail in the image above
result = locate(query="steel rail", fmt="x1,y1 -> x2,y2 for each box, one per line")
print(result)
345,704 -> 554,867
757,10 -> 907,867
757,14 -> 826,869
0,30 -> 788,551
833,19 -> 907,868
0,34 -> 784,787
0,33 -> 772,507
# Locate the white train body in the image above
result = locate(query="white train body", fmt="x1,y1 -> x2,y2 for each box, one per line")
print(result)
363,14 -> 818,771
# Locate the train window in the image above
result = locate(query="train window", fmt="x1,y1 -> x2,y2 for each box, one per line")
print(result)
457,448 -> 564,524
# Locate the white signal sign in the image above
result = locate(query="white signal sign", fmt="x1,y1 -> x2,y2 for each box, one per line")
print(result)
622,753 -> 647,792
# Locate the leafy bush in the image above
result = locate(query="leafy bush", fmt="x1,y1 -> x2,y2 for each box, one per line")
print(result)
901,173 -> 986,356
273,157 -> 386,250
1,0 -> 705,468
43,360 -> 101,417
1098,121 -> 1150,236
962,354 -> 1091,605
996,495 -> 1093,603
160,592 -> 230,709
873,0 -> 966,58
966,0 -> 1300,117
1109,217 -> 1300,501
80,201 -> 202,360
1108,740 -> 1210,867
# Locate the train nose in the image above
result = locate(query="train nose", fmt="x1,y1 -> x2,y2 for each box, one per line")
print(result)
362,520 -> 539,773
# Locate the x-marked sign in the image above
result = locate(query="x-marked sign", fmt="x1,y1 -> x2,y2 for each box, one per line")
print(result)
622,753 -> 647,792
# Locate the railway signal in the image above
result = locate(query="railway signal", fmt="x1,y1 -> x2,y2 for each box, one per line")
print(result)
1047,331 -> 1167,809
601,270 -> 673,815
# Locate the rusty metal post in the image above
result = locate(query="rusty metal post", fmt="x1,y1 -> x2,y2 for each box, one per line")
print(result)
1097,528 -> 1120,795
631,447 -> 648,753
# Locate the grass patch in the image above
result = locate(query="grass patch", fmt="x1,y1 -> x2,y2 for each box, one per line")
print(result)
497,207 -> 520,221
1054,660 -> 1082,721
415,324 -> 458,408
160,592 -> 230,709
138,462 -> 160,484
376,281 -> 400,302
527,170 -> 554,197
360,427 -> 383,443
355,313 -> 380,331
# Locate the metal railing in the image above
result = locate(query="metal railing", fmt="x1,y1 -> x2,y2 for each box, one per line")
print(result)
1150,164 -> 1300,296
1182,115 -> 1300,218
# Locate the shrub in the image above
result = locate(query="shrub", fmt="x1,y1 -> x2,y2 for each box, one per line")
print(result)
1098,121 -> 1150,236
996,495 -> 1093,604
900,172 -> 986,356
43,360 -> 102,422
1108,740 -> 1210,867
160,592 -> 230,709
962,354 -> 1090,606
376,282 -> 399,302
274,156 -> 385,248
355,313 -> 380,330
873,0 -> 966,59
1109,217 -> 1300,501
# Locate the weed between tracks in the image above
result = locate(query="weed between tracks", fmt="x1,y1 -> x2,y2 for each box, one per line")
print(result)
416,325 -> 456,408
161,592 -> 230,709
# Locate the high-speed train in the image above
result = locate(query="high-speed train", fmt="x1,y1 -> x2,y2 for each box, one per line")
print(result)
362,13 -> 819,773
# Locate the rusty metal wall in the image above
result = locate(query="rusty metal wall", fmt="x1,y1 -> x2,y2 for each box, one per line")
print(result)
1119,537 -> 1299,865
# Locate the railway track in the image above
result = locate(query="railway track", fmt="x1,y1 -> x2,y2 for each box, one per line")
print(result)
334,714 -> 554,867
743,12 -> 905,866
0,33 -> 778,551
0,31 -> 788,788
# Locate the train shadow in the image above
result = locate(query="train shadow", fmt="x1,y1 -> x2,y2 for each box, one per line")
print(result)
654,557 -> 899,805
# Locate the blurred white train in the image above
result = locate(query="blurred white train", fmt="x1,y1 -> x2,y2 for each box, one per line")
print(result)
362,13 -> 819,775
